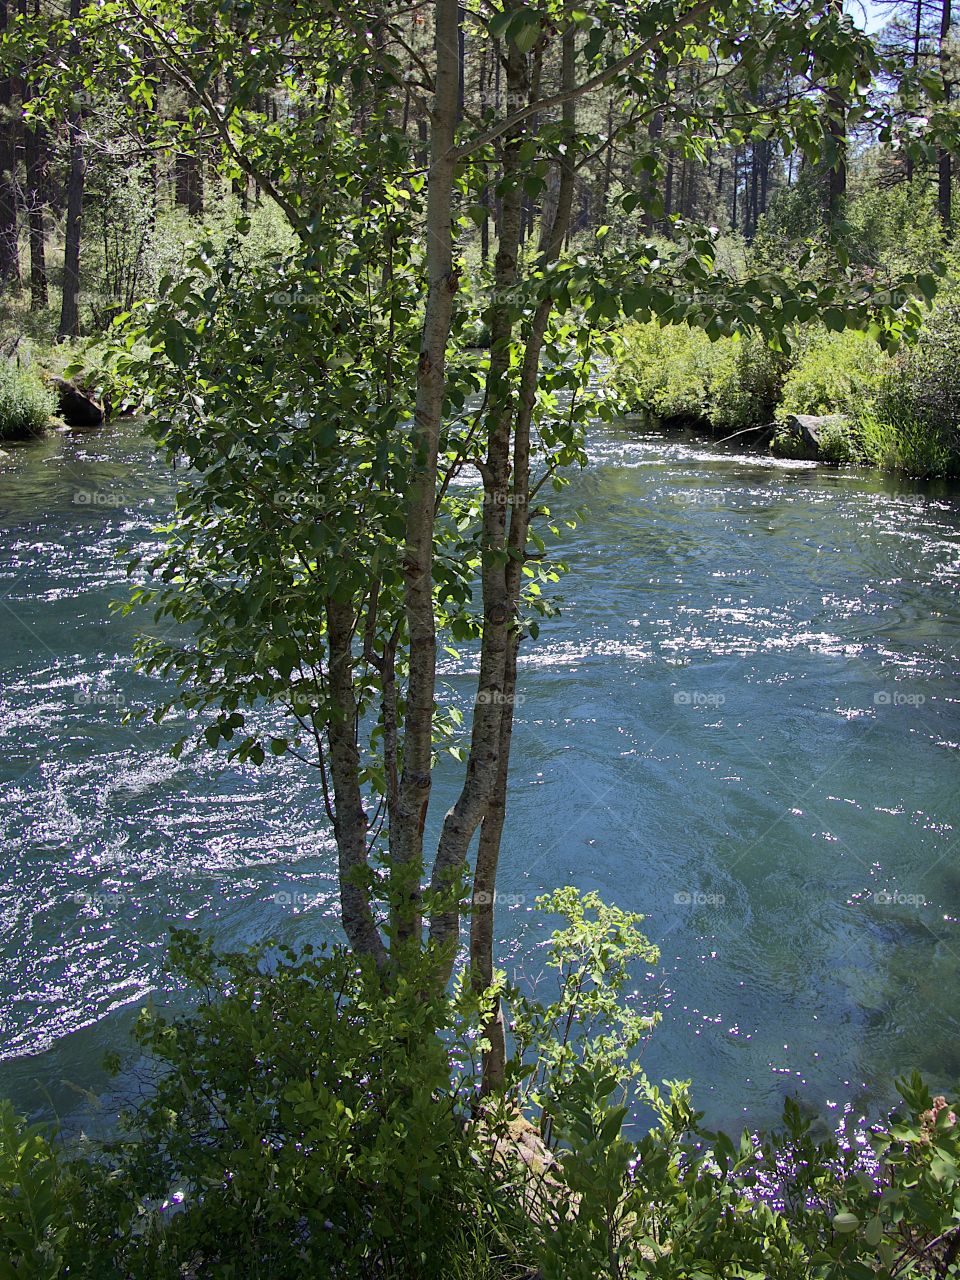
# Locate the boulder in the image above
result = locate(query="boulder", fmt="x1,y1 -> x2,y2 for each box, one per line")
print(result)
51,377 -> 107,427
772,413 -> 847,461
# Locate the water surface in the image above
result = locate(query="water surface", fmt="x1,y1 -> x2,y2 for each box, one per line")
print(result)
1,422 -> 958,1131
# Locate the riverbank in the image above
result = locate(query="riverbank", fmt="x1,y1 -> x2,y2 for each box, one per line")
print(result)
608,313 -> 960,480
0,335 -> 143,443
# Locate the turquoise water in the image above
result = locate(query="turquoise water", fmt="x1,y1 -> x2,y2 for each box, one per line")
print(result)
1,422 -> 959,1132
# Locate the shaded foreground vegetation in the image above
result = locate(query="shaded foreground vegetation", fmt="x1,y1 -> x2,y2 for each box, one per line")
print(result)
1,892 -> 959,1279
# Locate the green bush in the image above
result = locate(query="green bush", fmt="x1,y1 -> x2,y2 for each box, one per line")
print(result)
844,173 -> 946,278
708,333 -> 785,431
771,415 -> 860,465
867,299 -> 960,477
611,320 -> 727,424
62,338 -> 144,417
613,303 -> 960,477
859,408 -> 957,479
779,328 -> 890,420
0,362 -> 55,440
817,418 -> 860,465
2,894 -> 960,1278
610,322 -> 784,433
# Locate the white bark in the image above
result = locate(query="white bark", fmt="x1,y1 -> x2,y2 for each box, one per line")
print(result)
391,0 -> 462,948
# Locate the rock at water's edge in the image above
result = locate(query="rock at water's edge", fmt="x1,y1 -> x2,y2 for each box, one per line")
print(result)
51,377 -> 106,427
772,412 -> 847,461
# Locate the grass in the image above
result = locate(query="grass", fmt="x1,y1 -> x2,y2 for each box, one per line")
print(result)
0,359 -> 57,441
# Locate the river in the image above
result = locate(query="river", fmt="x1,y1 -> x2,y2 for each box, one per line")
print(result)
1,420 -> 958,1133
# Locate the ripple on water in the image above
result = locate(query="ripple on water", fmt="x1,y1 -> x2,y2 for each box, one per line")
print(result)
1,421 -> 959,1131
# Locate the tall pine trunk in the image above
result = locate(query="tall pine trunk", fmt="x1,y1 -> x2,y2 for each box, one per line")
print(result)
20,0 -> 47,310
939,0 -> 952,227
58,0 -> 84,338
0,0 -> 21,291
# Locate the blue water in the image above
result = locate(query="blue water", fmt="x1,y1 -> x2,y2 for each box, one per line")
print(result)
1,421 -> 959,1131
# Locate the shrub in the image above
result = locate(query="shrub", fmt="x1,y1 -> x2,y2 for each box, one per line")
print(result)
611,321 -> 729,425
852,299 -> 960,478
2,895 -> 959,1279
0,362 -> 55,440
875,301 -> 960,462
708,334 -> 785,431
779,328 -> 890,420
844,173 -> 946,278
98,935 -> 533,1279
62,338 -> 144,417
859,409 -> 957,478
770,423 -> 810,459
610,322 -> 784,433
771,415 -> 860,465
817,418 -> 860,465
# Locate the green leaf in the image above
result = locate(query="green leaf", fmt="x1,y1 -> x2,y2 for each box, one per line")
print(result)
832,1211 -> 860,1233
864,1215 -> 883,1247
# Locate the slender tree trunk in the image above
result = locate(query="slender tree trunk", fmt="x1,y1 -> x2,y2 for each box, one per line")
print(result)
939,0 -> 952,227
731,148 -> 739,231
0,0 -> 21,291
479,45 -> 490,263
175,151 -> 204,216
326,599 -> 388,967
427,38 -> 526,976
19,0 -> 46,308
826,0 -> 847,222
471,11 -> 578,1091
58,0 -> 84,338
599,96 -> 615,222
391,0 -> 461,950
907,0 -> 923,181
827,110 -> 847,218
457,2 -> 466,121
759,139 -> 769,218
641,62 -> 664,235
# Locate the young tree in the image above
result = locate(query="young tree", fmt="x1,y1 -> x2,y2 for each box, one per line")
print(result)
938,0 -> 952,225
71,0 -> 929,1093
